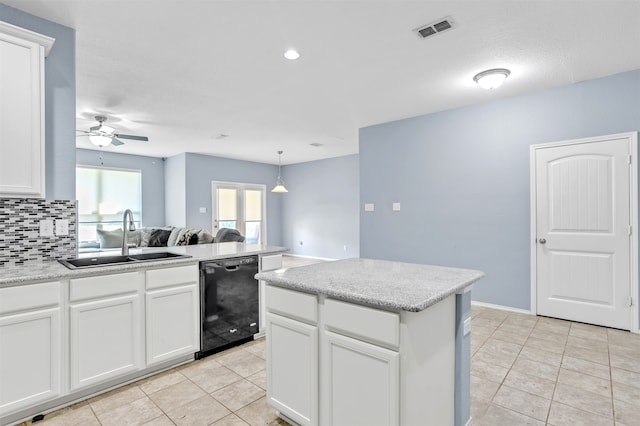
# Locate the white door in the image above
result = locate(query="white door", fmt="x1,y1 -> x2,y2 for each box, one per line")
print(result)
533,134 -> 633,329
266,312 -> 318,426
324,330 -> 399,426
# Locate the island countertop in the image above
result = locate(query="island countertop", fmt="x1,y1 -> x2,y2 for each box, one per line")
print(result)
256,257 -> 484,312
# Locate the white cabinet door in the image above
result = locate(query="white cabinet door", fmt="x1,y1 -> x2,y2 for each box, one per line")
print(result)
324,330 -> 399,426
0,23 -> 53,198
266,312 -> 318,426
146,284 -> 199,365
69,294 -> 143,390
0,307 -> 61,415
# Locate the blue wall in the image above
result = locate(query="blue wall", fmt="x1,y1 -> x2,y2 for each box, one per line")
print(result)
176,153 -> 283,246
1,4 -> 76,200
76,149 -> 166,227
281,155 -> 360,259
360,69 -> 640,310
164,153 -> 187,227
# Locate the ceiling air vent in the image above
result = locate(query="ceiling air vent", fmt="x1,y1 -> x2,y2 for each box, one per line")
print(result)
415,16 -> 454,39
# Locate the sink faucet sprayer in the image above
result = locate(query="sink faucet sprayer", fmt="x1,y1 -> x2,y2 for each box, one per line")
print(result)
122,209 -> 136,255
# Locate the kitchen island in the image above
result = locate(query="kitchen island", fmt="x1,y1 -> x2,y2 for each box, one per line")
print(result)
256,258 -> 484,426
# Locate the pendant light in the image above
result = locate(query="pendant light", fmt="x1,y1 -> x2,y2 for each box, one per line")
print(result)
271,150 -> 288,193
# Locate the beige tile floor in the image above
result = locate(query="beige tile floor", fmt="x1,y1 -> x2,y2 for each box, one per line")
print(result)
470,306 -> 640,425
21,256 -> 640,425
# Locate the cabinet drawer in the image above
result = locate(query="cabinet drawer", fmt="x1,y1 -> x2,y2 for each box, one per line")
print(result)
70,272 -> 142,302
146,264 -> 198,290
261,254 -> 282,272
0,282 -> 60,314
266,285 -> 317,324
324,298 -> 400,349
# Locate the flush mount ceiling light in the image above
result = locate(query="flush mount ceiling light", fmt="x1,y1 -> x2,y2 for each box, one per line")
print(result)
271,150 -> 288,193
473,68 -> 511,90
284,49 -> 300,60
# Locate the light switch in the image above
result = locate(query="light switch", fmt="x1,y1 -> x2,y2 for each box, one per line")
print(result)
199,207 -> 207,213
55,219 -> 69,236
392,202 -> 401,211
364,203 -> 375,212
40,219 -> 54,237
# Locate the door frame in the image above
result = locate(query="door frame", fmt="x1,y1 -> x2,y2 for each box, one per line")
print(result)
529,132 -> 639,333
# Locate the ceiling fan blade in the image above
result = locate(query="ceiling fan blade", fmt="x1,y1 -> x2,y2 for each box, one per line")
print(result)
114,133 -> 148,142
111,138 -> 125,146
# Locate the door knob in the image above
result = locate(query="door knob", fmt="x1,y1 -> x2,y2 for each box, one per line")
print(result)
539,238 -> 546,244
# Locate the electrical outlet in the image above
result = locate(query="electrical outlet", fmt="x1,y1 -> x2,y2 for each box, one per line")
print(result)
55,219 -> 69,236
463,317 -> 471,336
199,207 -> 207,213
364,203 -> 374,212
40,219 -> 54,237
392,202 -> 401,211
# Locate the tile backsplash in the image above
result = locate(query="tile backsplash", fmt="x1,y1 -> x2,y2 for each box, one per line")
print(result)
0,198 -> 77,266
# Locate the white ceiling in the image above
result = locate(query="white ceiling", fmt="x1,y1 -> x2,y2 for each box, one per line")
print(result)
3,0 -> 640,165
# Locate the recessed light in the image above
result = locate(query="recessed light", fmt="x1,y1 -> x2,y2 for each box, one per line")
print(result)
284,49 -> 300,60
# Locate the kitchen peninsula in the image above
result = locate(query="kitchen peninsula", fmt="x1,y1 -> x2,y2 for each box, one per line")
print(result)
256,258 -> 484,426
0,242 -> 286,426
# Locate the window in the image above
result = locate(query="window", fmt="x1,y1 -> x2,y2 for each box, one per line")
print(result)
212,181 -> 266,244
76,166 -> 142,242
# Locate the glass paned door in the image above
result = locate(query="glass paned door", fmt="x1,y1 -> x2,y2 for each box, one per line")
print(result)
214,186 -> 238,232
212,182 -> 266,244
244,189 -> 263,243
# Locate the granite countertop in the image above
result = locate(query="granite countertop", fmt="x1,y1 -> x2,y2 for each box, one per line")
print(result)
0,242 -> 287,287
255,258 -> 484,312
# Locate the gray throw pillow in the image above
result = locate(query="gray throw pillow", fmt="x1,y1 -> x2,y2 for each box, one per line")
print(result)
96,229 -> 123,248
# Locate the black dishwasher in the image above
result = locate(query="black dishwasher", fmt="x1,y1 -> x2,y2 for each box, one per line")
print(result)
196,256 -> 259,359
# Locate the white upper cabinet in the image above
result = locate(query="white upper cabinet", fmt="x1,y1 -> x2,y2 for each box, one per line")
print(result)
0,22 -> 54,198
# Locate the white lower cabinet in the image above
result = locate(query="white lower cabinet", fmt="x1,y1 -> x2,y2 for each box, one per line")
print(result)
324,331 -> 399,426
0,282 -> 62,416
266,313 -> 318,426
266,285 -> 318,426
266,285 -> 455,426
145,265 -> 199,366
69,272 -> 144,390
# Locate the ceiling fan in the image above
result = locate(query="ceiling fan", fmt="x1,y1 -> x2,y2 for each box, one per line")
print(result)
77,115 -> 149,147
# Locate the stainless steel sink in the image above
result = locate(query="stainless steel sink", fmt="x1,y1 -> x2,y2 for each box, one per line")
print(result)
58,252 -> 191,269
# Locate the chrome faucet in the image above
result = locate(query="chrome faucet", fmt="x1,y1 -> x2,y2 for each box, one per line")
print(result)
122,209 -> 136,256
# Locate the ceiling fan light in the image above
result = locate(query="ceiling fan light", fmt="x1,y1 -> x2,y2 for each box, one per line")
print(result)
473,68 -> 511,90
89,134 -> 112,147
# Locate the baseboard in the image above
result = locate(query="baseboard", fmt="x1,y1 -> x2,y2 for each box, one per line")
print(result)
471,300 -> 532,315
283,253 -> 336,261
